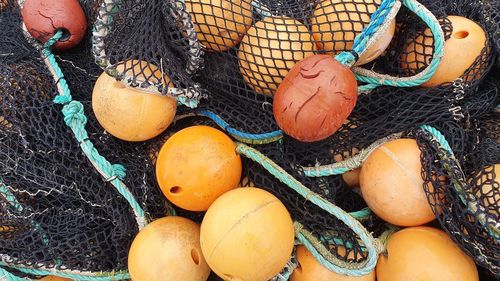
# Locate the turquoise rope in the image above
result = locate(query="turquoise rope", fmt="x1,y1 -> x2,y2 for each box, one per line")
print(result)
302,133 -> 403,177
0,267 -> 26,281
0,31 -> 143,281
0,262 -> 130,281
295,232 -> 373,276
355,0 -> 445,87
236,143 -> 379,276
43,31 -> 146,226
420,125 -> 453,153
350,207 -> 372,220
0,31 -> 139,281
420,125 -> 500,242
305,167 -> 350,178
358,83 -> 379,93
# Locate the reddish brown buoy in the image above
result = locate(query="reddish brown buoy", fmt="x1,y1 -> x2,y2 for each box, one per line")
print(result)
21,0 -> 87,50
273,54 -> 358,142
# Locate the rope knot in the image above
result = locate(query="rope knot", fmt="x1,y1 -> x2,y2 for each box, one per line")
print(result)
109,164 -> 127,181
53,95 -> 72,105
62,101 -> 87,127
335,51 -> 357,68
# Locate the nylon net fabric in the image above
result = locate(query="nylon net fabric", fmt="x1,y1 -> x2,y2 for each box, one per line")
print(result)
0,0 -> 499,279
417,112 -> 499,277
95,0 -> 499,276
0,0 -> 170,276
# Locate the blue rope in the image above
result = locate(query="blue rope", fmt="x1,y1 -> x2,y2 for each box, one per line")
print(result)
335,0 -> 397,66
197,110 -> 283,142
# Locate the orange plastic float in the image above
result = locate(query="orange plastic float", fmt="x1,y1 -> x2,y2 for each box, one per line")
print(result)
200,187 -> 295,281
377,226 -> 479,281
291,245 -> 375,281
128,216 -> 211,281
21,0 -> 87,50
342,168 -> 361,188
310,0 -> 395,65
185,0 -> 253,51
360,139 -> 440,226
238,16 -> 317,96
156,126 -> 242,211
92,60 -> 177,142
402,16 -> 487,87
334,148 -> 361,187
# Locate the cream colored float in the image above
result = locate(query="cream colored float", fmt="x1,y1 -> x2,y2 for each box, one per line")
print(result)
92,60 -> 177,142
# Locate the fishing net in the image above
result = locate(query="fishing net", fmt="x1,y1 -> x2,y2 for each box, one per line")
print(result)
0,0 -> 499,279
0,1 -> 171,279
91,0 -> 499,277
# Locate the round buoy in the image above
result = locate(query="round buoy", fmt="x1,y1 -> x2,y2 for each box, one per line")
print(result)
185,0 -> 253,51
156,126 -> 242,211
128,216 -> 211,281
342,168 -> 361,188
402,16 -> 487,87
238,16 -> 317,96
311,0 -> 395,65
273,55 -> 357,142
21,0 -> 87,50
200,188 -> 294,281
377,226 -> 478,281
359,139 -> 441,226
92,60 -> 177,142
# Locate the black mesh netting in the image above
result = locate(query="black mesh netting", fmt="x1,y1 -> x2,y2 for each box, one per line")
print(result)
0,0 -> 170,275
1,0 -> 499,279
416,114 -> 499,277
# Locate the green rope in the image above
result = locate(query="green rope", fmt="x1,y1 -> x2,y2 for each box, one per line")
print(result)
420,125 -> 500,242
0,262 -> 130,281
236,143 -> 380,276
302,133 -> 402,177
